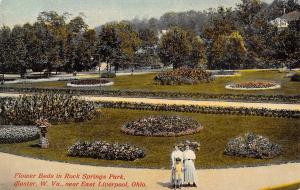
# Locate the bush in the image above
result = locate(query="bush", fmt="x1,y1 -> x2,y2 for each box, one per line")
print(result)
68,141 -> 145,161
0,86 -> 299,103
0,125 -> 39,144
0,94 -> 96,125
121,115 -> 203,137
98,101 -> 300,118
154,67 -> 213,85
291,74 -> 300,82
224,132 -> 281,159
101,73 -> 116,78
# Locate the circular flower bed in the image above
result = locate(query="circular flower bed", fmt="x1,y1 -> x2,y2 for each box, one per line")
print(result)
0,125 -> 39,144
121,115 -> 203,137
67,79 -> 114,87
68,141 -> 145,161
224,132 -> 281,159
154,67 -> 213,85
225,81 -> 280,90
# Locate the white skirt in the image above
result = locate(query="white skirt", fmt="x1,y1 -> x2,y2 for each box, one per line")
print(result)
183,160 -> 197,184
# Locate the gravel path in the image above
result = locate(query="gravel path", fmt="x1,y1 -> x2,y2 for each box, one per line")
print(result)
1,93 -> 300,111
0,152 -> 300,190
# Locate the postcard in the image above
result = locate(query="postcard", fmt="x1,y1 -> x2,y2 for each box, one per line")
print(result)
0,0 -> 299,189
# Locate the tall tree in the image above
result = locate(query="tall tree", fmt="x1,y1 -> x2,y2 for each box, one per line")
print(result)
97,22 -> 141,72
159,27 -> 206,69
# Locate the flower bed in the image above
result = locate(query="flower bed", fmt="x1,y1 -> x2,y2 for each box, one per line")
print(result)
1,86 -> 299,103
175,140 -> 201,151
121,115 -> 203,137
0,94 -> 96,125
98,101 -> 300,118
291,74 -> 300,82
226,81 -> 281,90
224,132 -> 281,159
67,79 -> 114,87
0,125 -> 39,144
154,67 -> 213,85
68,141 -> 145,161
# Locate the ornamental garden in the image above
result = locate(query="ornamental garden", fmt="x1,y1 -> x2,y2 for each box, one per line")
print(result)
0,91 -> 299,168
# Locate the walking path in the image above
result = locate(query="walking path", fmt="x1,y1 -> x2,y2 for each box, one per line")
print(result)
1,92 -> 299,111
0,152 -> 299,190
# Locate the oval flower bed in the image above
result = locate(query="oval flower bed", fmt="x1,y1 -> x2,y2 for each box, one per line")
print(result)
68,140 -> 145,161
224,132 -> 281,159
225,81 -> 281,90
0,125 -> 39,144
121,115 -> 203,137
154,67 -> 213,85
67,79 -> 114,87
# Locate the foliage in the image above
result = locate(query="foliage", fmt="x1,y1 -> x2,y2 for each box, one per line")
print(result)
228,81 -> 279,89
1,85 -> 300,103
101,73 -> 116,78
96,22 -> 141,72
224,132 -> 281,159
0,125 -> 39,144
291,74 -> 300,82
121,115 -> 203,137
158,27 -> 207,69
175,140 -> 201,151
99,101 -> 300,118
0,94 -> 96,125
68,140 -> 145,161
70,79 -> 111,85
154,67 -> 213,85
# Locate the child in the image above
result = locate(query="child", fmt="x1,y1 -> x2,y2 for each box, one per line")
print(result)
173,158 -> 183,189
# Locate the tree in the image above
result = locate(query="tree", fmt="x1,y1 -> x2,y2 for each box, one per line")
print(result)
97,22 -> 141,72
158,27 -> 206,69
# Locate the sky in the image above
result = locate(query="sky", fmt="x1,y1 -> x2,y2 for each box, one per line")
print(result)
0,0 -> 273,28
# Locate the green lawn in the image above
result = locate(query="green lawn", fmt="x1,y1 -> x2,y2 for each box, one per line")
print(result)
0,108 -> 299,169
111,70 -> 300,95
3,70 -> 300,95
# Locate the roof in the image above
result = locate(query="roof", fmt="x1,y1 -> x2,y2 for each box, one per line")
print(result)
280,10 -> 300,22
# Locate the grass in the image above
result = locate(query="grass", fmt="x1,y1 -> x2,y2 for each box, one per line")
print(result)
3,70 -> 300,95
262,181 -> 300,190
0,108 -> 299,169
111,70 -> 300,95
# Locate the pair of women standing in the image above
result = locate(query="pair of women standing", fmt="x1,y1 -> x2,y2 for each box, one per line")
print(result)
171,145 -> 197,188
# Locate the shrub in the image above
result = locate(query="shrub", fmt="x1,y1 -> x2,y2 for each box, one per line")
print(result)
1,86 -> 299,103
224,132 -> 281,159
121,115 -> 203,137
68,141 -> 145,161
291,74 -> 300,82
98,101 -> 300,118
101,73 -> 116,78
154,67 -> 213,85
0,94 -> 96,125
0,125 -> 39,144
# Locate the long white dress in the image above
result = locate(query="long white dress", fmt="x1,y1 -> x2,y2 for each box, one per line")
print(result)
170,150 -> 183,184
183,149 -> 197,184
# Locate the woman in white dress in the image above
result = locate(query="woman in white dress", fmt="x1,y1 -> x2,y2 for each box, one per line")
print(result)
170,146 -> 183,187
183,145 -> 197,187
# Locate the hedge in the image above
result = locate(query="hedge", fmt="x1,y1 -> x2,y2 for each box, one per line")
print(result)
0,86 -> 299,103
96,101 -> 300,118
